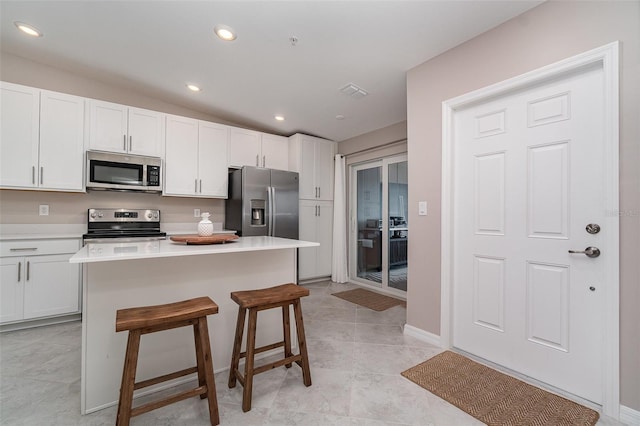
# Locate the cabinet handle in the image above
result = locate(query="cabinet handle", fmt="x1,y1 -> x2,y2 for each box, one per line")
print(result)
26,261 -> 30,281
123,135 -> 127,151
129,136 -> 132,151
40,167 -> 43,185
199,179 -> 202,193
262,155 -> 266,167
10,247 -> 37,252
318,187 -> 320,198
32,166 -> 35,184
17,262 -> 21,282
195,179 -> 198,193
256,154 -> 259,167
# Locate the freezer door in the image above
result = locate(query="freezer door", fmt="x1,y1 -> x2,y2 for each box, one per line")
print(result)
270,169 -> 299,239
242,166 -> 271,236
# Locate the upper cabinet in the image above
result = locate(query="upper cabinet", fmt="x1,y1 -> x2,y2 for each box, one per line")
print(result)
164,115 -> 228,198
88,100 -> 163,157
289,133 -> 336,201
228,127 -> 289,170
0,82 -> 85,192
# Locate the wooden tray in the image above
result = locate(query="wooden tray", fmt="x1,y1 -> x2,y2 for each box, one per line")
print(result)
170,234 -> 239,245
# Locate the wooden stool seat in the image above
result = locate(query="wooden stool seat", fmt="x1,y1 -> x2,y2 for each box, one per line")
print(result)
115,297 -> 220,426
228,283 -> 312,412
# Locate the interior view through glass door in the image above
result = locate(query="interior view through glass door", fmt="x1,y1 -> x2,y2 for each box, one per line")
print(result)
350,154 -> 408,293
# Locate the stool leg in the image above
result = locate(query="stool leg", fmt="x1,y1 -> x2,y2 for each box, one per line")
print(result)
193,321 -> 207,400
116,330 -> 141,426
196,317 -> 220,426
293,299 -> 312,387
242,308 -> 258,412
228,307 -> 246,389
282,305 -> 292,368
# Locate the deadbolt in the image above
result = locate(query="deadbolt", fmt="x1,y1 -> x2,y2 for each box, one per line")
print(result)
568,247 -> 601,258
586,224 -> 601,234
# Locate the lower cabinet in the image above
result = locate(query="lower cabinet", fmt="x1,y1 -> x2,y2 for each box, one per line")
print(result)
0,239 -> 81,325
298,200 -> 333,280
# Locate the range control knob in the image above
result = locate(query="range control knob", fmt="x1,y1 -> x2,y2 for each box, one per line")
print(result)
98,212 -> 103,218
153,212 -> 159,219
90,211 -> 97,219
147,212 -> 153,219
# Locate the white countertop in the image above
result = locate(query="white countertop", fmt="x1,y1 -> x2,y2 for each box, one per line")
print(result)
70,236 -> 319,264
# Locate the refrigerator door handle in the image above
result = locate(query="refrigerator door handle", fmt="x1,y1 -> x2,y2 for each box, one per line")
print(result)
267,186 -> 273,236
271,186 -> 277,237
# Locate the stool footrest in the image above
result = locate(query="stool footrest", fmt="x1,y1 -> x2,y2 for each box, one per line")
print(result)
130,385 -> 206,417
253,354 -> 302,375
239,341 -> 285,359
134,366 -> 198,390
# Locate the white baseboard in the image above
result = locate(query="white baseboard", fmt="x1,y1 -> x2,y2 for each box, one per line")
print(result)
403,324 -> 442,347
621,405 -> 640,426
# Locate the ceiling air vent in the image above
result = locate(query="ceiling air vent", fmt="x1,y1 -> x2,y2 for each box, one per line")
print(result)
339,83 -> 368,99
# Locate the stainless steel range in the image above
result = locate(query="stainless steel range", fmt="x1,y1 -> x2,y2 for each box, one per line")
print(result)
82,208 -> 166,243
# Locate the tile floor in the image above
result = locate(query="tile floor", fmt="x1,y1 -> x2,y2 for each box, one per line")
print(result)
0,280 -> 624,425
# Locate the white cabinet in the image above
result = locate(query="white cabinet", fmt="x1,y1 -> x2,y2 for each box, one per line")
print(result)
0,238 -> 81,325
298,200 -> 333,280
165,115 -> 228,198
0,82 -> 85,191
228,127 -> 289,170
289,133 -> 336,200
88,99 -> 163,157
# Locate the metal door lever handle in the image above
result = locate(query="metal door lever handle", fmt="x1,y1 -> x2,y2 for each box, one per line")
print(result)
568,247 -> 600,258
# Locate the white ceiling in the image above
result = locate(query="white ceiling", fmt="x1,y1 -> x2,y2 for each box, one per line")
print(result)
0,1 -> 542,142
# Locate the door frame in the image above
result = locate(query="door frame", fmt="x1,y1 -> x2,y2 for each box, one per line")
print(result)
349,154 -> 408,297
440,42 -> 619,417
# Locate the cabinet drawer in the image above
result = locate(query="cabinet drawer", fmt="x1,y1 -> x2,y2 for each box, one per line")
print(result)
0,239 -> 80,257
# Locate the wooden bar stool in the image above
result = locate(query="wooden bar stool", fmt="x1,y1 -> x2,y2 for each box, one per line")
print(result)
228,283 -> 312,412
115,297 -> 220,426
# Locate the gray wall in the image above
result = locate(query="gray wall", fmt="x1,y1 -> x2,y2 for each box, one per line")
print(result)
406,1 -> 639,410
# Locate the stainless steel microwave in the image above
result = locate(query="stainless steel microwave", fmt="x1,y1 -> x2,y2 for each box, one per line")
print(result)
86,151 -> 162,193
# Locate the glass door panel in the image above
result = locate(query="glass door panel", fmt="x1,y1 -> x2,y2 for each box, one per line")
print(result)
387,160 -> 408,291
355,164 -> 382,285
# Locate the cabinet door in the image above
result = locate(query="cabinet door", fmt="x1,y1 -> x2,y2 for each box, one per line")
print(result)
39,90 -> 85,191
315,140 -> 335,200
0,82 -> 40,188
228,127 -> 261,168
128,107 -> 163,157
198,121 -> 229,198
261,134 -> 289,170
316,202 -> 334,277
164,115 -> 199,196
298,137 -> 317,199
298,201 -> 318,280
88,100 -> 128,153
0,257 -> 24,323
23,254 -> 80,319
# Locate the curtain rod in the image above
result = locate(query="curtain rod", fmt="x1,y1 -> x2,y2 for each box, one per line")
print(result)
341,138 -> 407,157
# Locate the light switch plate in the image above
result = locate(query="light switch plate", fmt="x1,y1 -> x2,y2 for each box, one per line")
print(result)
39,204 -> 49,216
194,208 -> 201,218
418,201 -> 427,216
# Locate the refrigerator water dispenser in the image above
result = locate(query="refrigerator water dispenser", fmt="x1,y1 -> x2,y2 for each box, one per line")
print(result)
250,200 -> 265,226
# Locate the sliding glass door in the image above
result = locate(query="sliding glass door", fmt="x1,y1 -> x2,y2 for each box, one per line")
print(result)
350,154 -> 408,293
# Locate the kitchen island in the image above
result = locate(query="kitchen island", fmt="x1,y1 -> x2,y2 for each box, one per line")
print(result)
69,236 -> 318,414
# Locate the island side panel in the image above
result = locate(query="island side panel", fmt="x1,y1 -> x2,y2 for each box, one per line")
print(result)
82,248 -> 296,414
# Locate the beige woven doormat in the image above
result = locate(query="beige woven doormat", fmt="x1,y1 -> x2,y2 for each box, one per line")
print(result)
331,288 -> 406,311
401,351 -> 599,426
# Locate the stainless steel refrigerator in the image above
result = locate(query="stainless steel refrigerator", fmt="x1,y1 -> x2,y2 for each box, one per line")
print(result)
225,166 -> 299,239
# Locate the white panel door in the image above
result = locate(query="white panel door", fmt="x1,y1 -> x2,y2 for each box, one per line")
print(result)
261,133 -> 289,170
23,254 -> 80,319
453,64 -> 606,403
315,139 -> 335,200
228,127 -> 261,168
0,257 -> 24,323
298,200 -> 318,280
39,90 -> 85,191
0,82 -> 40,188
316,201 -> 334,277
198,121 -> 229,197
88,100 -> 128,153
164,115 -> 198,196
127,107 -> 163,157
298,137 -> 317,199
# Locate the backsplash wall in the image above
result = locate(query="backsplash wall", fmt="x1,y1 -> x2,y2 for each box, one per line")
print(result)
0,189 -> 225,226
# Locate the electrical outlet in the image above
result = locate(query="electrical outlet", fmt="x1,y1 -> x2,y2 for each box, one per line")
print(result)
194,208 -> 201,218
39,204 -> 49,216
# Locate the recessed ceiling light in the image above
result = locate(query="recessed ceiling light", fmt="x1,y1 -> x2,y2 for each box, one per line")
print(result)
186,84 -> 201,92
335,115 -> 345,120
214,25 -> 237,41
274,115 -> 285,121
14,22 -> 42,37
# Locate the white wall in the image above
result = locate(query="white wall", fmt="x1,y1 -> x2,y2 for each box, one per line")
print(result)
406,1 -> 639,410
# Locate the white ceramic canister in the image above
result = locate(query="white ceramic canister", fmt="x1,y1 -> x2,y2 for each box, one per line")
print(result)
197,212 -> 214,236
